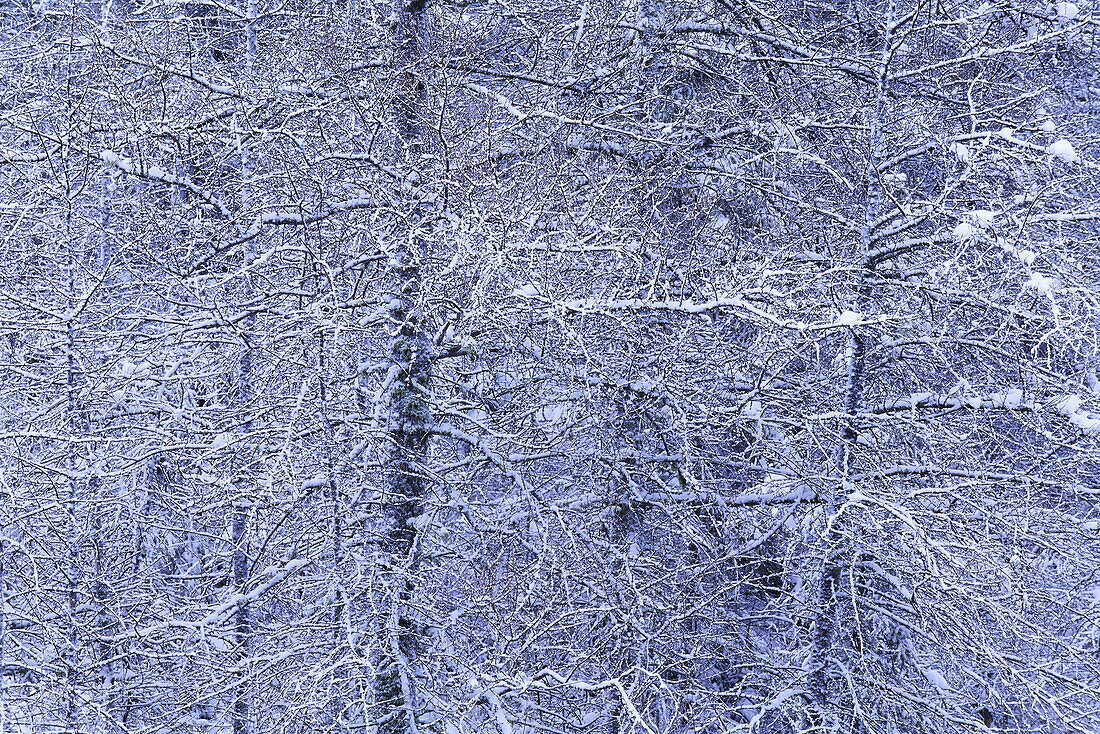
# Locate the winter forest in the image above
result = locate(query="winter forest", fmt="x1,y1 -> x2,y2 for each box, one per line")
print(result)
2,0 -> 1100,731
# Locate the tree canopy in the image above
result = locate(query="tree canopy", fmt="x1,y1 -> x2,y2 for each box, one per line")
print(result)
1,0 -> 1099,732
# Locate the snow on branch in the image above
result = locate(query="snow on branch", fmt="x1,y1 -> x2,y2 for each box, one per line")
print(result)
199,558 -> 311,629
492,668 -> 659,734
464,84 -> 672,145
546,295 -> 892,332
97,149 -> 232,218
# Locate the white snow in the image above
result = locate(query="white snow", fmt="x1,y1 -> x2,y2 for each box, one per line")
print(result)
1056,395 -> 1082,415
949,142 -> 971,163
835,310 -> 862,326
1048,139 -> 1079,164
923,668 -> 951,691
535,403 -> 570,426
971,210 -> 995,228
511,283 -> 539,298
910,392 -> 933,406
953,222 -> 976,241
1041,119 -> 1057,133
1055,2 -> 1079,21
1053,395 -> 1100,434
1016,249 -> 1036,266
1070,412 -> 1100,433
301,473 -> 328,490
1025,272 -> 1058,296
742,400 -> 764,417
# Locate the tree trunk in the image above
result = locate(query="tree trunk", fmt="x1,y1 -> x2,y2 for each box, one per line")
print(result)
809,9 -> 891,729
375,2 -> 433,733
232,7 -> 259,728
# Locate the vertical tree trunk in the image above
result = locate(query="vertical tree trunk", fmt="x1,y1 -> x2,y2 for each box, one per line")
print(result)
92,2 -> 121,711
63,193 -> 82,734
231,402 -> 252,734
809,6 -> 892,730
231,222 -> 256,734
318,322 -> 348,733
231,7 -> 259,728
375,2 -> 432,733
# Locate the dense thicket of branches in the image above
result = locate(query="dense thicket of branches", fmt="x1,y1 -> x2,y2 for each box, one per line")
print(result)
1,0 -> 1099,732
